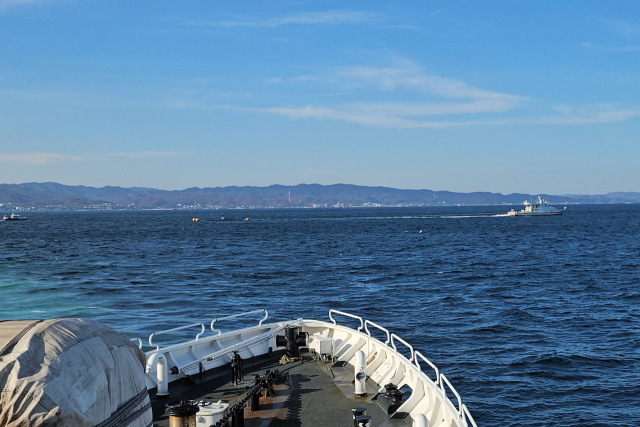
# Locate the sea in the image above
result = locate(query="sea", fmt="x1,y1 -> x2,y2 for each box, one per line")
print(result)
1,205 -> 639,427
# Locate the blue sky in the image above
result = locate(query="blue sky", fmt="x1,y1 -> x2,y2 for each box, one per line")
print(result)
0,0 -> 639,194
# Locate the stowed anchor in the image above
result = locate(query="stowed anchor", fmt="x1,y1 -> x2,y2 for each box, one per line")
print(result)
230,351 -> 244,385
376,383 -> 404,416
276,326 -> 308,364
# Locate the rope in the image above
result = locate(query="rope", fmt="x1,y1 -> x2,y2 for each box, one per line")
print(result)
279,354 -> 301,365
94,387 -> 150,427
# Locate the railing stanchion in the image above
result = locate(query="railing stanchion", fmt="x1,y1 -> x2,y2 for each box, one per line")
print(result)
210,309 -> 269,335
328,309 -> 364,332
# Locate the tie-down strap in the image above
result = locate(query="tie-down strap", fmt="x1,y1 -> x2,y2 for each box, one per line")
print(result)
94,387 -> 151,427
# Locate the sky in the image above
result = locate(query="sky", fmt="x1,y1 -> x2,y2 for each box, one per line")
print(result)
0,0 -> 639,194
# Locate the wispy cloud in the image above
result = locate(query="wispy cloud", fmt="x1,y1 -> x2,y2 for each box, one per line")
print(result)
171,59 -> 640,129
539,104 -> 640,125
334,60 -> 524,104
0,151 -> 187,165
0,152 -> 85,165
105,151 -> 188,159
269,59 -> 524,108
266,75 -> 321,84
259,105 -> 511,129
183,10 -> 375,29
581,41 -> 640,52
170,100 -> 640,129
430,3 -> 460,17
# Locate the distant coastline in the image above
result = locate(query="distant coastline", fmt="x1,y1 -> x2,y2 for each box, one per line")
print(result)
0,182 -> 638,211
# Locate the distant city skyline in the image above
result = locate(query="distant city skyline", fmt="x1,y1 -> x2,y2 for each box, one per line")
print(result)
1,1 -> 639,194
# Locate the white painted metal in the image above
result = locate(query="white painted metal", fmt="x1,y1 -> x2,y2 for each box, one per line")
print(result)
414,413 -> 430,427
354,350 -> 367,396
138,309 -> 477,427
149,322 -> 205,350
156,353 -> 168,397
210,309 -> 268,334
414,351 -> 439,386
440,373 -> 462,417
196,402 -> 229,426
309,336 -> 332,356
329,309 -> 364,332
391,333 -> 414,361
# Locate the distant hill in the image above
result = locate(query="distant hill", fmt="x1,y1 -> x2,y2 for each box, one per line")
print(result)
0,182 -> 638,210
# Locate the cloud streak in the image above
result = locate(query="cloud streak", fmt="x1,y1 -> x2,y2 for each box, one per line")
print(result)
105,151 -> 188,159
333,60 -> 524,103
260,105 -> 511,128
183,10 -> 375,29
171,60 -> 640,129
539,104 -> 640,125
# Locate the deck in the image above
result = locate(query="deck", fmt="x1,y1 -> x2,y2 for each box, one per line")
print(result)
150,350 -> 411,427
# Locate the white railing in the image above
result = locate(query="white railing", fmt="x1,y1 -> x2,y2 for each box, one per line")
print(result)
142,308 -> 475,427
439,373 -> 462,417
149,322 -> 206,351
182,323 -> 291,372
129,337 -> 143,349
329,309 -> 364,332
364,319 -> 390,345
414,350 -> 439,386
145,309 -> 269,351
210,309 -> 268,335
390,333 -> 414,361
326,310 -> 474,426
462,404 -> 478,427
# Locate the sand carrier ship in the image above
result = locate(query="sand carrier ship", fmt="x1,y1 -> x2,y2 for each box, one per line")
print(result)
0,309 -> 477,427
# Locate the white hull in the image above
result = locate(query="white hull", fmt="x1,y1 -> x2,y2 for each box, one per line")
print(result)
507,196 -> 566,216
137,309 -> 478,427
516,211 -> 564,216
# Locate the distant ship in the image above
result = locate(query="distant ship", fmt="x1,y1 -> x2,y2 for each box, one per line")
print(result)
507,196 -> 566,216
2,213 -> 27,221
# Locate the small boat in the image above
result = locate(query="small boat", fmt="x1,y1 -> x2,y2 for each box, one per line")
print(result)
507,196 -> 566,216
2,213 -> 27,221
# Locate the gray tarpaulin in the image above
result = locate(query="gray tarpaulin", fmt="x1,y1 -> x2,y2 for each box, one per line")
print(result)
0,318 -> 152,427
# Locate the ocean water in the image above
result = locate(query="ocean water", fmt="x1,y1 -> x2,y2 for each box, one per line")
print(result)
1,205 -> 639,426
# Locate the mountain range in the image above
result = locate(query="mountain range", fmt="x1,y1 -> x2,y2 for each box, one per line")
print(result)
0,182 -> 638,210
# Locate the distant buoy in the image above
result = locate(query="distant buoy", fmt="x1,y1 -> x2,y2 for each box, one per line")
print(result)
419,230 -> 423,234
192,218 -> 200,222
244,217 -> 250,221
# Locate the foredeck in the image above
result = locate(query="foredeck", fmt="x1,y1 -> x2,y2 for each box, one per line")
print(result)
150,350 -> 411,427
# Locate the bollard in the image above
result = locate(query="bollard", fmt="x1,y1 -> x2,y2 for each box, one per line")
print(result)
352,407 -> 366,426
165,400 -> 199,427
231,404 -> 245,427
355,414 -> 372,427
250,392 -> 260,412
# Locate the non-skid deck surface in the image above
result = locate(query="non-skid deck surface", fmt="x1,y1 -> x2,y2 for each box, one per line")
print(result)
151,351 -> 410,427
